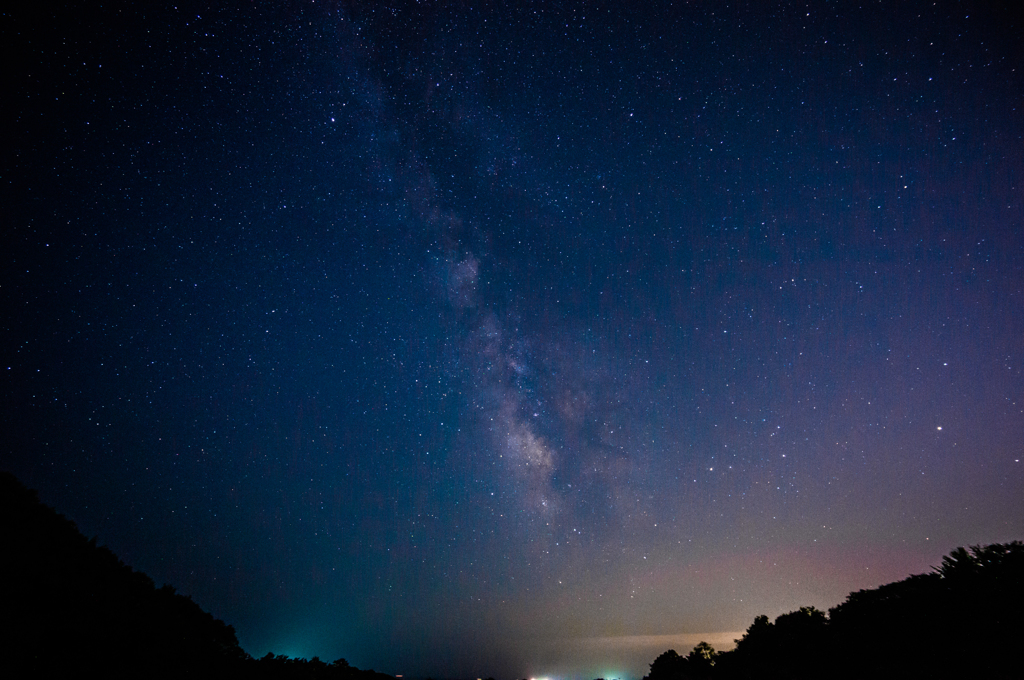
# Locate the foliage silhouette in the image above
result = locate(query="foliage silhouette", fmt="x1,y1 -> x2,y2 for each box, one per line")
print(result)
649,541 -> 1023,680
643,642 -> 717,680
4,469 -> 1021,680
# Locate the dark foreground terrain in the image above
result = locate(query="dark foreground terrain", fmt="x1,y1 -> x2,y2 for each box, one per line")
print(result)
0,471 -> 395,679
644,541 -> 1023,680
3,470 -> 1021,679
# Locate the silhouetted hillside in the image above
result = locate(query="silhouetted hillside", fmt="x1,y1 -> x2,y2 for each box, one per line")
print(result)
7,467 -> 1021,680
646,541 -> 1023,680
0,472 -> 394,680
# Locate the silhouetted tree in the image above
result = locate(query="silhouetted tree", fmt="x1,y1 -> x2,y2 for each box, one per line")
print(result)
676,541 -> 1023,680
684,641 -> 716,678
645,644 -> 718,680
644,648 -> 687,680
828,541 -> 1023,680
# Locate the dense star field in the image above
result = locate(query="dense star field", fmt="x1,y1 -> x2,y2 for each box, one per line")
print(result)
4,2 -> 1022,678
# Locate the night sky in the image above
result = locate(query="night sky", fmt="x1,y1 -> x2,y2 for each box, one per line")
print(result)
4,1 -> 1023,678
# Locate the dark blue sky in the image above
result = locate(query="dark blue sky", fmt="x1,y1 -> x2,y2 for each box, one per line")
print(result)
4,2 -> 1022,678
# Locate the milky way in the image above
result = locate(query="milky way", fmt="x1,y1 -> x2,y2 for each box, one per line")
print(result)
4,3 -> 1022,679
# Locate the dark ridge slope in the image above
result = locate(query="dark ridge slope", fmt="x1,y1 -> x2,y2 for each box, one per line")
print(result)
0,470 -> 246,676
0,471 -> 397,680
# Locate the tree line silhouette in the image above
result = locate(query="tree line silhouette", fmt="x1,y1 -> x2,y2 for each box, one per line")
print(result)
0,471 -> 395,679
3,470 -> 1021,678
643,541 -> 1023,680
